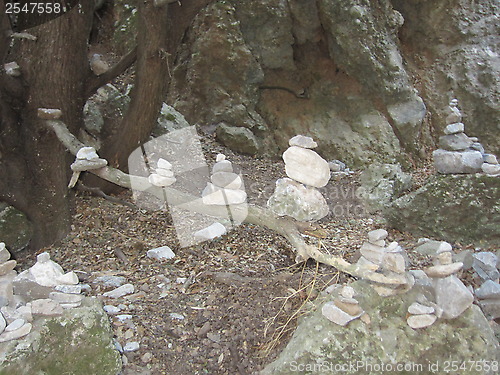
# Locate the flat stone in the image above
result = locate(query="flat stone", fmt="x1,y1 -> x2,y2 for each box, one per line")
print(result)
356,256 -> 379,271
369,239 -> 385,247
37,108 -> 62,120
409,270 -> 433,289
368,229 -> 388,242
477,299 -> 500,320
288,135 -> 318,149
148,173 -> 176,187
5,318 -> 25,332
71,158 -> 108,172
0,243 -> 10,263
103,284 -> 135,298
0,313 -> 6,334
334,298 -> 363,316
57,271 -> 79,285
359,242 -> 385,264
1,305 -> 33,324
30,299 -> 64,316
424,262 -> 463,278
76,146 -> 99,160
211,172 -> 243,189
482,163 -> 500,176
473,252 -> 500,281
283,146 -> 330,188
156,168 -> 174,178
322,301 -> 360,326
385,241 -> 402,253
439,133 -> 473,151
382,252 -> 406,274
49,292 -> 84,304
123,341 -> 140,352
408,302 -> 435,315
434,275 -> 474,319
103,305 -> 121,314
212,160 -> 233,174
483,154 -> 498,164
0,260 -> 16,276
470,142 -> 485,154
94,275 -> 126,288
12,273 -> 54,300
433,149 -> 483,174
0,322 -> 31,342
202,183 -> 246,205
435,251 -> 452,265
54,284 -> 82,294
414,240 -> 451,256
475,280 -> 500,300
444,122 -> 465,135
60,302 -> 82,309
372,284 -> 401,297
267,178 -> 328,221
407,314 -> 437,329
157,158 -> 172,170
193,222 -> 227,241
147,246 -> 175,260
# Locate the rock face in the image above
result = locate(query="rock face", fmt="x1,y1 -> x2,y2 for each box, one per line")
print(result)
385,174 -> 500,244
0,298 -> 121,375
261,281 -> 499,375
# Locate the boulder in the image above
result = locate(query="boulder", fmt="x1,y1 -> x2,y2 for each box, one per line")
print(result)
385,174 -> 500,245
216,124 -> 260,155
433,149 -> 484,174
267,178 -> 329,221
0,297 -> 121,375
282,147 -> 330,188
261,281 -> 499,375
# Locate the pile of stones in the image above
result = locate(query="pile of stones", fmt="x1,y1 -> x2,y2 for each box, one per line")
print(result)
472,252 -> 500,321
202,154 -> 246,205
148,158 -> 176,187
433,99 -> 499,176
0,243 -> 85,343
321,285 -> 368,326
267,135 -> 330,221
69,146 -> 108,188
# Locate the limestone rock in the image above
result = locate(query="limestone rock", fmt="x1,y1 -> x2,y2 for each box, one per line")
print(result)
146,246 -> 175,260
408,302 -> 435,315
102,284 -> 135,299
407,314 -> 437,329
444,122 -> 465,135
288,135 -> 318,149
30,299 -> 64,316
433,149 -> 484,174
475,280 -> 500,300
267,178 -> 329,221
211,172 -> 243,190
367,229 -> 388,242
321,301 -> 360,326
424,262 -> 463,278
193,223 -> 227,241
157,158 -> 172,170
359,242 -> 385,265
148,173 -> 176,187
216,124 -> 260,155
482,163 -> 500,176
434,275 -> 474,319
202,183 -> 247,205
472,252 -> 500,281
282,146 -> 330,188
438,133 -> 473,151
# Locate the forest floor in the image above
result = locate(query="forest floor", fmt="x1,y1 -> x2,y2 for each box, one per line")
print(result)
15,136 -> 489,375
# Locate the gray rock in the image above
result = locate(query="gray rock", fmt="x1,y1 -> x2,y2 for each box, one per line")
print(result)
102,284 -> 135,299
444,122 -> 465,135
408,302 -> 435,315
475,280 -> 500,300
453,250 -> 474,270
283,146 -> 330,188
94,275 -> 126,288
367,229 -> 388,242
0,276 -> 13,308
0,261 -> 15,277
212,160 -> 233,174
0,244 -> 10,263
433,275 -> 474,319
216,124 -> 260,155
359,242 -> 385,265
146,246 -> 175,260
210,172 -> 243,189
483,154 -> 498,164
54,284 -> 82,295
152,103 -> 191,137
433,149 -> 483,174
12,275 -> 54,301
482,163 -> 500,176
202,183 -> 247,205
193,223 -> 227,241
123,341 -> 140,352
49,292 -> 84,305
471,142 -> 485,154
267,178 -> 329,221
30,299 -> 64,316
288,135 -> 318,149
382,252 -> 406,274
5,318 -> 25,332
0,322 -> 31,342
473,252 -> 500,281
424,262 -> 463,278
438,133 -> 473,151
477,299 -> 500,320
407,314 -> 437,329
321,301 -> 360,326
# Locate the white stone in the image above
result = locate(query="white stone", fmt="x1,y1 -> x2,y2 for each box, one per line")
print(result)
483,154 -> 498,164
157,158 -> 172,170
202,183 -> 246,205
60,302 -> 82,309
30,299 -> 64,316
433,149 -> 483,174
54,284 -> 82,294
103,305 -> 121,314
356,256 -> 379,271
123,341 -> 140,352
267,178 -> 328,222
385,242 -> 403,253
334,298 -> 363,316
407,314 -> 437,329
0,243 -> 10,263
94,275 -> 126,288
482,163 -> 500,176
369,239 -> 385,247
216,154 -> 226,162
148,173 -> 176,187
116,314 -> 133,322
49,292 -> 84,304
368,229 -> 388,242
103,284 -> 135,298
56,271 -> 79,285
322,301 -> 360,326
212,160 -> 233,173
475,280 -> 500,300
408,302 -> 435,315
76,146 -> 99,160
4,61 -> 20,77
340,286 -> 356,299
435,251 -> 453,265
211,172 -> 243,190
0,260 -> 16,276
283,146 -> 330,187
288,135 -> 318,149
424,262 -> 463,278
28,252 -> 65,287
434,275 -> 474,319
147,246 -> 175,260
359,242 -> 385,264
444,123 -> 465,135
193,223 -> 227,241
90,54 -> 109,75
37,108 -> 62,120
0,322 -> 32,342
0,313 -> 5,334
5,318 -> 25,332
156,168 -> 175,178
382,253 -> 406,274
439,133 -> 473,151
436,242 -> 452,254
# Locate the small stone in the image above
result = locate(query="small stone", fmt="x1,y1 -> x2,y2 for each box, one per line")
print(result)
414,240 -> 451,256
0,313 -> 5,334
288,135 -> 318,149
0,260 -> 16,276
4,61 -> 20,77
141,352 -> 153,363
5,318 -> 25,332
211,172 -> 243,189
90,54 -> 109,75
322,301 -> 361,326
156,168 -> 175,178
359,242 -> 385,264
215,154 -> 226,162
146,246 -> 175,260
407,314 -> 437,329
212,160 -> 233,173
482,163 -> 500,176
202,183 -> 246,205
148,173 -> 176,187
409,270 -> 433,289
340,286 -> 356,299
49,292 -> 84,304
169,312 -> 184,320
328,160 -> 346,172
369,239 -> 385,247
37,108 -> 62,120
54,284 -> 82,294
470,142 -> 485,154
439,133 -> 473,151
0,243 -> 11,263
76,146 -> 99,160
435,252 -> 452,265
123,341 -> 140,352
453,250 -> 474,270
473,252 -> 500,281
103,305 -> 121,314
368,229 -> 388,242
475,280 -> 500,300
424,262 -> 463,278
103,284 -> 135,298
408,302 -> 435,315
434,275 -> 474,319
116,314 -> 133,322
382,253 -> 406,274
477,299 -> 500,320
483,154 -> 498,164
283,146 -> 330,188
444,123 -> 464,135
157,158 -> 172,170
31,299 -> 64,316
385,242 -> 402,253
197,322 -> 212,338
94,275 -> 126,288
334,298 -> 363,316
71,158 -> 108,172
0,322 -> 31,342
356,256 -> 379,271
27,252 -> 66,287
372,285 -> 400,297
56,271 -> 79,285
193,223 -> 227,241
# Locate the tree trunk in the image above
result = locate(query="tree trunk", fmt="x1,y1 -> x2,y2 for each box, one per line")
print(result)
0,2 -> 94,249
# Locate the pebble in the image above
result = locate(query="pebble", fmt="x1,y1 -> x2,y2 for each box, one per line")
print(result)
193,223 -> 227,241
407,314 -> 437,329
157,158 -> 172,170
424,262 -> 463,278
54,284 -> 82,294
212,160 -> 233,174
334,298 -> 363,316
472,252 -> 500,281
76,147 -> 99,161
170,313 -> 185,320
322,301 -> 361,326
475,280 -> 500,300
408,302 -> 435,315
104,305 -> 120,314
340,286 -> 356,299
385,241 -> 402,253
367,229 -> 388,242
95,275 -> 127,288
148,173 -> 176,187
483,154 -> 498,164
288,135 -> 318,149
414,241 -> 451,256
444,122 -> 464,135
103,284 -> 135,298
216,154 -> 226,162
56,272 -> 79,285
482,163 -> 500,176
147,246 -> 175,260
116,314 -> 133,322
123,341 -> 140,352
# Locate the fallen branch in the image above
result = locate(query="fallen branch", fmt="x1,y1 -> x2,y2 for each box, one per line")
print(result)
44,119 -> 411,285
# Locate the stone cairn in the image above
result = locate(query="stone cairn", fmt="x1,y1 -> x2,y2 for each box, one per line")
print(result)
202,154 -> 246,205
68,146 -> 108,188
267,135 -> 330,222
148,157 -> 176,187
0,243 -> 84,343
322,231 -> 477,330
433,99 -> 499,176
